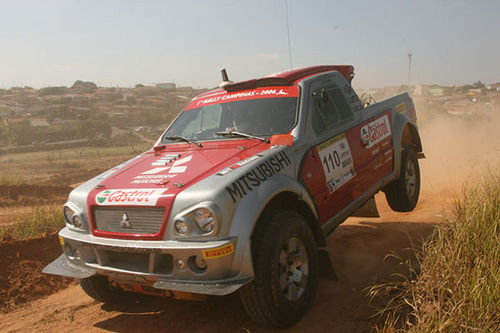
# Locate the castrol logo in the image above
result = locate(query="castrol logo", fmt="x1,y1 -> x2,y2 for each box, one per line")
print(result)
95,189 -> 164,206
360,115 -> 391,148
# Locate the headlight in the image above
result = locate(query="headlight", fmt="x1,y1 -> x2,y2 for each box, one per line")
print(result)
173,203 -> 220,237
63,206 -> 75,224
63,203 -> 85,230
193,207 -> 216,233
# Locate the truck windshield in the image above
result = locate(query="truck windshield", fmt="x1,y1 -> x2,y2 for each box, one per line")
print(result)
162,96 -> 298,143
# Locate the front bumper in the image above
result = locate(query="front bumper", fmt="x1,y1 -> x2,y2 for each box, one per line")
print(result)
43,227 -> 251,296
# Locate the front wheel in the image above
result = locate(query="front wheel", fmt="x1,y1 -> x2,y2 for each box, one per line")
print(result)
78,275 -> 125,303
385,146 -> 421,212
239,210 -> 318,327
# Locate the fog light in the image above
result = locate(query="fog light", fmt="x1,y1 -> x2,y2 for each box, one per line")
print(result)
174,220 -> 188,234
187,255 -> 207,274
72,215 -> 82,228
194,255 -> 207,270
176,259 -> 186,271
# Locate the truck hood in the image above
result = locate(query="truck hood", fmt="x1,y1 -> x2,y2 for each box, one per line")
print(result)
88,140 -> 270,207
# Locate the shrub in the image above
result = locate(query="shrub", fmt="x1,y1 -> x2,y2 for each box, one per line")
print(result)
369,171 -> 500,332
0,206 -> 64,241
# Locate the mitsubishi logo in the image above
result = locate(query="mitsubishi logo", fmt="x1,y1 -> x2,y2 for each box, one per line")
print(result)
120,213 -> 132,229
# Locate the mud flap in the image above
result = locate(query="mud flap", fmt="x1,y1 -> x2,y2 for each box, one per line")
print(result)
318,249 -> 337,281
351,196 -> 380,218
42,254 -> 96,279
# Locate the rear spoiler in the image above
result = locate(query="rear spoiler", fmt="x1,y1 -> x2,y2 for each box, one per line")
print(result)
222,65 -> 355,92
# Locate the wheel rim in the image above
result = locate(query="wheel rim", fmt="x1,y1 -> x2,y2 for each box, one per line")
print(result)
405,159 -> 416,198
278,236 -> 309,302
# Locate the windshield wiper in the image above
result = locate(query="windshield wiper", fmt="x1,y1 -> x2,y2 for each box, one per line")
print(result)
215,130 -> 270,144
163,136 -> 203,147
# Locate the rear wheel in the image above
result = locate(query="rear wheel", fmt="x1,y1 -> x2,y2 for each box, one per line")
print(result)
239,210 -> 318,327
385,146 -> 420,212
78,275 -> 125,303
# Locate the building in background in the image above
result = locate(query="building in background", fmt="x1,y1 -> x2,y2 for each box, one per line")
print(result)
488,82 -> 500,92
414,84 -> 455,97
155,82 -> 176,89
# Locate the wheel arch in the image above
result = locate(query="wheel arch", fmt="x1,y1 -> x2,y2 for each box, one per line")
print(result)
401,122 -> 422,153
255,191 -> 326,248
393,120 -> 423,180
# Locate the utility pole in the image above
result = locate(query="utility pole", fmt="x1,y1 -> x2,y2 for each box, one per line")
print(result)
285,0 -> 293,70
408,53 -> 412,93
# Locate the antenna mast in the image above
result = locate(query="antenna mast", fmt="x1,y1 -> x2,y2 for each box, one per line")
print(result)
285,0 -> 293,69
408,53 -> 412,92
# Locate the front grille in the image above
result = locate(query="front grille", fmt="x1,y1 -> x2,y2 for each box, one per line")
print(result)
94,207 -> 165,234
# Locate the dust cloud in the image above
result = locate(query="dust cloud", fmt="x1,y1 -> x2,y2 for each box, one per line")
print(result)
415,101 -> 500,197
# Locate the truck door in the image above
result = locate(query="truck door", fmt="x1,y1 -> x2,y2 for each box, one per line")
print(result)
350,109 -> 393,199
300,76 -> 361,224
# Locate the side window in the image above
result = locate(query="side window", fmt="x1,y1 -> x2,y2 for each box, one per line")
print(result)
311,83 -> 354,136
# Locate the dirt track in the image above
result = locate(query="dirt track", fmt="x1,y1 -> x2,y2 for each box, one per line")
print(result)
1,112 -> 499,332
0,189 -> 446,333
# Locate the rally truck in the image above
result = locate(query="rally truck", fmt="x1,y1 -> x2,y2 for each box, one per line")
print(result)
44,65 -> 424,327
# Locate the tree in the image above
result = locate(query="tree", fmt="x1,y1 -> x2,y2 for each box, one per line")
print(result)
473,81 -> 487,94
38,86 -> 68,96
75,119 -> 111,141
7,120 -> 35,145
71,80 -> 97,93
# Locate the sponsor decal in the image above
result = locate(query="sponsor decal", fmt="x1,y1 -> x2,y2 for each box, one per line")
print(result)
141,167 -> 169,175
396,102 -> 407,114
185,86 -> 299,110
360,114 -> 391,149
131,163 -> 187,184
317,134 -> 356,193
169,155 -> 192,173
202,243 -> 234,259
343,84 -> 364,112
95,189 -> 165,206
225,151 -> 291,203
151,154 -> 181,166
151,154 -> 192,172
131,174 -> 176,184
216,155 -> 262,176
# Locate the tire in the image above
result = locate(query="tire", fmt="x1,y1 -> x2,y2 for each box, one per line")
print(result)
385,146 -> 420,212
78,275 -> 125,303
239,210 -> 318,328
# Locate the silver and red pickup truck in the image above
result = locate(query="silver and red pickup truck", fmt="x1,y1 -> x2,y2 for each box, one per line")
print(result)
44,65 -> 424,327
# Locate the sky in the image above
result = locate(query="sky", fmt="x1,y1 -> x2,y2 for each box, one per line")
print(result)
0,0 -> 499,90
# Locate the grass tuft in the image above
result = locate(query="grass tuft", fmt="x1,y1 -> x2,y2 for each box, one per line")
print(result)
368,171 -> 500,332
0,206 -> 64,241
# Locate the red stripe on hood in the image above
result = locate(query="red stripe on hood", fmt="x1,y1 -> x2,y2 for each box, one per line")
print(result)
87,139 -> 270,240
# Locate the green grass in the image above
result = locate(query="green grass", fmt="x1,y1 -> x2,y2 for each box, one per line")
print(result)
0,206 -> 64,241
369,171 -> 500,332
